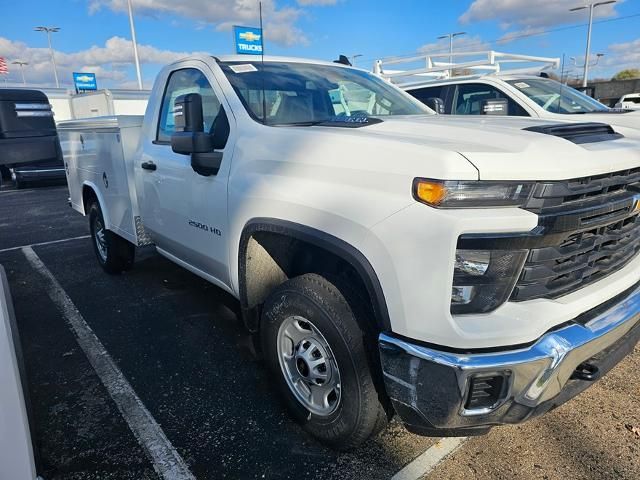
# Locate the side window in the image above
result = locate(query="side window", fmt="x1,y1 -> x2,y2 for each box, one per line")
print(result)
453,83 -> 529,116
408,86 -> 445,104
156,68 -> 222,143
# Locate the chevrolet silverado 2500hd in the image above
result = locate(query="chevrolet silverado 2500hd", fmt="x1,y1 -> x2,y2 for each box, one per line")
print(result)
59,55 -> 640,450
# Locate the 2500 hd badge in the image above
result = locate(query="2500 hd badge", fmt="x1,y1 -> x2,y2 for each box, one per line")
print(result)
188,220 -> 222,236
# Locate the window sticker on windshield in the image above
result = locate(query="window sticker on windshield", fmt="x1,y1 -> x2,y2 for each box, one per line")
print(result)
514,82 -> 530,89
230,64 -> 258,73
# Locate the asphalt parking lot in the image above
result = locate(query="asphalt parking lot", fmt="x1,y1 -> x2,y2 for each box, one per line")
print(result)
1,183 -> 638,480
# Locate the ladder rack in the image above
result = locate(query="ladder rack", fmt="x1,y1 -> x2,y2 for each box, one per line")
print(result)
373,51 -> 560,86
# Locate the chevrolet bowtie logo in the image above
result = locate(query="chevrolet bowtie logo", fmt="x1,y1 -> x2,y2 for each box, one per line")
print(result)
239,31 -> 261,42
76,75 -> 93,82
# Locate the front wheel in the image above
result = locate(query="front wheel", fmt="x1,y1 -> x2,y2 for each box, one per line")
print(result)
88,200 -> 135,274
261,273 -> 388,450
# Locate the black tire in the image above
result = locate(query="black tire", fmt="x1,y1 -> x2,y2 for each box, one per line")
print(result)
88,200 -> 135,274
14,178 -> 25,189
261,273 -> 388,450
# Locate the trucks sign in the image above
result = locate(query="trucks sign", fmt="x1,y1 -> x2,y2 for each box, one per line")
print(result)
234,26 -> 263,55
73,72 -> 97,92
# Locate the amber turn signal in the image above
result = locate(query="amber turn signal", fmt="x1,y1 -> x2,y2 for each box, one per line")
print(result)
414,180 -> 447,206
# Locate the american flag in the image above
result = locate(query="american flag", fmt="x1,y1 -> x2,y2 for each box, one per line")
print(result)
0,57 -> 8,75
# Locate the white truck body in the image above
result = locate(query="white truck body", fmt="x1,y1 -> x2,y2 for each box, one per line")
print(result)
59,54 -> 640,446
0,267 -> 39,480
375,51 -> 640,136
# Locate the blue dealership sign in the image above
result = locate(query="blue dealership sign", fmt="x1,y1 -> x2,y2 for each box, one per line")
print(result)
234,26 -> 263,55
73,72 -> 97,91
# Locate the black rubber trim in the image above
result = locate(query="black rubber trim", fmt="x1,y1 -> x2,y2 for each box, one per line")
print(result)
238,218 -> 392,331
523,122 -> 624,144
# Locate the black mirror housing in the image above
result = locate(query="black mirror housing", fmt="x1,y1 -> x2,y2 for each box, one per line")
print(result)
171,131 -> 213,155
425,97 -> 445,114
481,98 -> 509,116
174,93 -> 204,132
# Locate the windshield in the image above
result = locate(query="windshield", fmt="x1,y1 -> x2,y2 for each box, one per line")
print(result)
219,61 -> 429,126
506,78 -> 609,114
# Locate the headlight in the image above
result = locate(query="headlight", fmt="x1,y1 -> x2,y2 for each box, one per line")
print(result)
413,179 -> 534,208
451,249 -> 528,314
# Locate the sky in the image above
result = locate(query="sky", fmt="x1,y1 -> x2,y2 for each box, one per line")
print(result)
1,0 -> 639,89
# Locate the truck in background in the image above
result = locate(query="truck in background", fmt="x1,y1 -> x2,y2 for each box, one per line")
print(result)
374,51 -> 640,136
60,54 -> 640,450
0,88 -> 64,188
615,93 -> 640,111
0,87 -> 149,188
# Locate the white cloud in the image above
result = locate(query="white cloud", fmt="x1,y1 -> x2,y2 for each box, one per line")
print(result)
89,0 -> 309,46
0,35 -> 205,87
460,0 -> 622,29
496,26 -> 546,45
591,37 -> 640,77
418,34 -> 490,55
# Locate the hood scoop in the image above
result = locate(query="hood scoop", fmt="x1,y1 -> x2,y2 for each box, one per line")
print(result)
523,122 -> 623,145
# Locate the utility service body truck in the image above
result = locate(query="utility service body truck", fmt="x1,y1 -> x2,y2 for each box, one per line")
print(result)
60,54 -> 640,450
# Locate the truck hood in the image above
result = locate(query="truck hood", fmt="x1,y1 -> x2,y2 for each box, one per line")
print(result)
359,115 -> 640,180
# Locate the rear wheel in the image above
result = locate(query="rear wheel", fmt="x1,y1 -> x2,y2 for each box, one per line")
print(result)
88,200 -> 135,273
261,273 -> 388,450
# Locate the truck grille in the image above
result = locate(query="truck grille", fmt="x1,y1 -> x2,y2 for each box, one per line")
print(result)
511,213 -> 640,301
511,167 -> 640,301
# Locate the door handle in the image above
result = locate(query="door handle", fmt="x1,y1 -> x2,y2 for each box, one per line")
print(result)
141,161 -> 157,171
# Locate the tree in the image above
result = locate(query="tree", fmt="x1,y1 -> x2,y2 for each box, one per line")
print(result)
612,69 -> 640,80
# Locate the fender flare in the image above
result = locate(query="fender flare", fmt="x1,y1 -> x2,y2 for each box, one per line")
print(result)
80,181 -> 111,229
238,218 -> 391,331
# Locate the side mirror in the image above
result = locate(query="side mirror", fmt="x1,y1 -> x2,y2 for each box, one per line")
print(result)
425,97 -> 445,114
481,98 -> 508,116
171,93 -> 212,155
170,93 -> 223,176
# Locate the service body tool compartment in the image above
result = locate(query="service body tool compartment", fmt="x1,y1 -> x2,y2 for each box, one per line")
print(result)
59,116 -> 143,245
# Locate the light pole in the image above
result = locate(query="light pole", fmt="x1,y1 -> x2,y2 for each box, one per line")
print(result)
34,26 -> 60,88
12,61 -> 28,85
570,1 -> 616,88
127,0 -> 143,90
438,32 -> 466,77
570,52 -> 605,68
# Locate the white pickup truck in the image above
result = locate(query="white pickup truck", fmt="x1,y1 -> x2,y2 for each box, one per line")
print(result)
60,54 -> 640,450
374,51 -> 640,136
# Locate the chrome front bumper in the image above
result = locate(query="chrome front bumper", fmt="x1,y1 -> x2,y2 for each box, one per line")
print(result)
379,283 -> 640,436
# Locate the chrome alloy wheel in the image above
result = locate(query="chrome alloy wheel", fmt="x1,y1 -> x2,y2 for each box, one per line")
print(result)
93,217 -> 108,262
277,316 -> 342,416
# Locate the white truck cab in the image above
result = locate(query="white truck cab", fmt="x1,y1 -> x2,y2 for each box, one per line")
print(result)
59,54 -> 640,450
375,51 -> 640,137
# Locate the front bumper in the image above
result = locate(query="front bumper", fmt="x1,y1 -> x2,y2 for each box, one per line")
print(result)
379,283 -> 640,437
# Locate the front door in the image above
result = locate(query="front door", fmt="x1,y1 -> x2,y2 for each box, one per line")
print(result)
139,66 -> 232,287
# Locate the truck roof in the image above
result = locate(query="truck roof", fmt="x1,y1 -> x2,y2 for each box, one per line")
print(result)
165,53 -> 352,69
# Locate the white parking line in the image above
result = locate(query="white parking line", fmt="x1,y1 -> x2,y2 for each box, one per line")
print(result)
391,437 -> 467,480
22,246 -> 196,480
0,235 -> 90,254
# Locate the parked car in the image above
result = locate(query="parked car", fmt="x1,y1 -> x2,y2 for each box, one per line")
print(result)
0,265 -> 41,480
615,93 -> 640,111
0,88 -> 64,188
375,51 -> 640,136
60,54 -> 640,450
